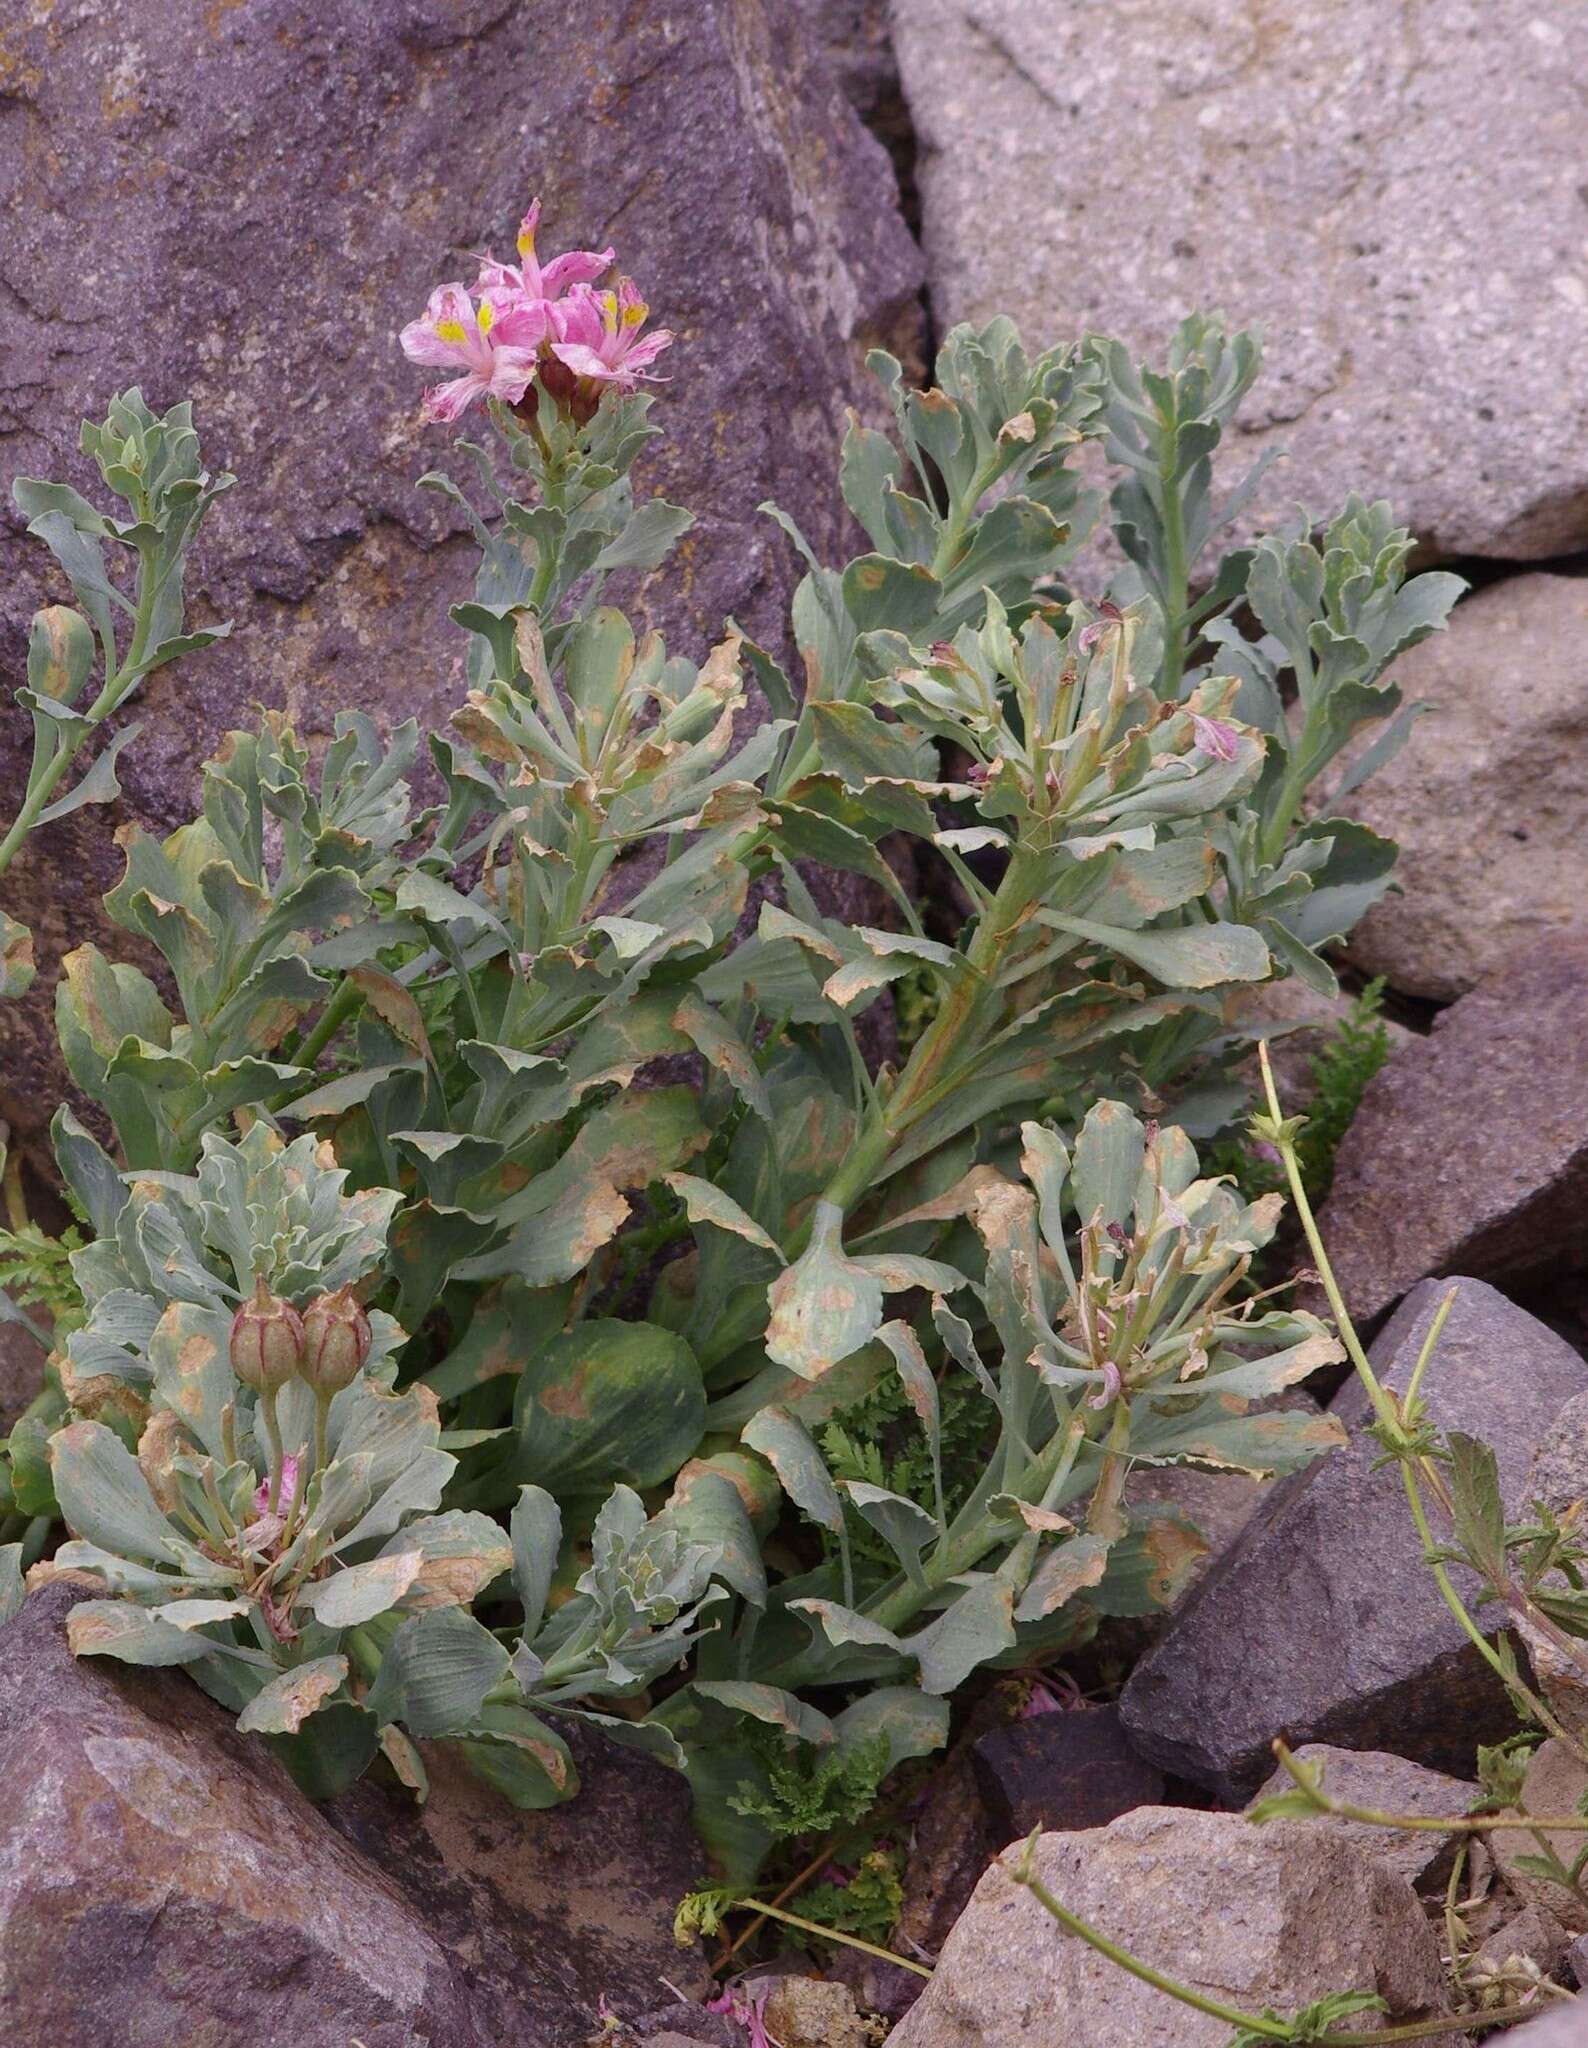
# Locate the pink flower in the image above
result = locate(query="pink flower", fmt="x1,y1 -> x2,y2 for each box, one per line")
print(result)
1020,1673 -> 1084,1717
548,277 -> 674,394
399,281 -> 542,424
475,197 -> 614,309
1191,714 -> 1240,763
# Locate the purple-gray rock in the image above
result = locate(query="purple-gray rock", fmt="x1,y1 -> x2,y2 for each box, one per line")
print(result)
1315,934 -> 1588,1331
970,1704 -> 1164,1844
0,1582 -> 709,2047
1118,1278 -> 1588,1803
885,1807 -> 1461,2048
0,0 -> 921,1154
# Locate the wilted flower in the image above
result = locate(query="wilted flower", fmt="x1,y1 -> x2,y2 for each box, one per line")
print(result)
253,1454 -> 301,1520
1190,713 -> 1240,762
1078,599 -> 1124,651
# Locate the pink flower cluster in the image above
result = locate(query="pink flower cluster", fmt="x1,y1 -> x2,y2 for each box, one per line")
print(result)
399,199 -> 674,426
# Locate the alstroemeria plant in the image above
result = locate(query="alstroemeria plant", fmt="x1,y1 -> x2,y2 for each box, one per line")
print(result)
0,202 -> 1460,1859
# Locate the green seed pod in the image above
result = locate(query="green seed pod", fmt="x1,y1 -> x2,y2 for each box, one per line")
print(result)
229,1277 -> 304,1393
299,1285 -> 372,1396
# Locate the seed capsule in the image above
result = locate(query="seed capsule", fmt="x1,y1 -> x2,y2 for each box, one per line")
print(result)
229,1277 -> 304,1393
299,1285 -> 372,1396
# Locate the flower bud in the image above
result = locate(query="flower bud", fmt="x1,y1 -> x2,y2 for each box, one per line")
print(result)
229,1277 -> 304,1393
299,1285 -> 372,1396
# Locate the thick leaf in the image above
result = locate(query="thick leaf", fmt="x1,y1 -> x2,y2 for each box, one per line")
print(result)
49,1421 -> 178,1563
369,1605 -> 510,1736
66,1600 -> 215,1667
765,1202 -> 884,1379
741,1406 -> 844,1536
694,1680 -> 836,1747
510,1485 -> 563,1641
236,1655 -> 349,1734
905,1580 -> 1016,1694
297,1552 -> 422,1629
513,1320 -> 705,1499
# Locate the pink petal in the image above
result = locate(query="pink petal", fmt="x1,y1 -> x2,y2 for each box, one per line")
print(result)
540,246 -> 616,293
421,373 -> 491,423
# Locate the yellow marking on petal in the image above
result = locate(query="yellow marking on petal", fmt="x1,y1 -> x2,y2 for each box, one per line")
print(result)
517,227 -> 536,258
476,300 -> 494,333
600,290 -> 619,333
621,298 -> 647,328
433,318 -> 468,345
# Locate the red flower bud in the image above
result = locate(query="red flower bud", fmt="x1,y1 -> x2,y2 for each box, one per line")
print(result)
299,1285 -> 372,1396
229,1277 -> 304,1393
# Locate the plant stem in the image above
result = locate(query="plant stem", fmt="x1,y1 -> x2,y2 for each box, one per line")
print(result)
259,1387 -> 286,1514
1009,1841 -> 1288,2038
1158,463 -> 1190,699
720,1896 -> 933,1980
1011,1838 -> 1544,2044
1269,1739 -> 1588,1833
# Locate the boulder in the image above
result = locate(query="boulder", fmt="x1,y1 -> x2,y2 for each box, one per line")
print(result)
890,0 -> 1588,562
0,1583 -> 709,2047
971,1704 -> 1164,1844
1246,1745 -> 1479,1895
1474,1901 -> 1571,1987
1343,573 -> 1588,1003
1118,1278 -> 1588,1802
885,1807 -> 1460,2047
1316,935 -> 1588,1331
0,0 -> 921,1153
1493,1742 -> 1588,1938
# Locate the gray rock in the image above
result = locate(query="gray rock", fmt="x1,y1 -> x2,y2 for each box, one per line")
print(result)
890,0 -> 1588,562
1246,1745 -> 1479,1895
0,1583 -> 709,2046
1572,1932 -> 1588,1990
1343,573 -> 1588,1003
1119,1279 -> 1588,1802
0,0 -> 921,1156
972,1704 -> 1164,1844
885,1807 -> 1460,2047
1493,1741 -> 1588,1937
1499,1994 -> 1588,2044
1475,1900 -> 1571,1984
1316,936 -> 1588,1331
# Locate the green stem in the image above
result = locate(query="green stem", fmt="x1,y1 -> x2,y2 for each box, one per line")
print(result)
722,1897 -> 933,1980
285,976 -> 365,1084
313,1389 -> 333,1479
1011,1839 -> 1544,2044
258,1387 -> 286,1515
1270,1739 -> 1588,1834
814,847 -> 1044,1225
1158,469 -> 1190,699
1010,1841 -> 1287,2038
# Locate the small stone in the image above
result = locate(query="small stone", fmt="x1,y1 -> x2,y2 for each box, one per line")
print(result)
1476,1901 -> 1571,1984
885,1807 -> 1461,2047
1246,1745 -> 1479,1895
1571,1932 -> 1588,1990
1342,574 -> 1588,1002
1315,935 -> 1588,1330
1119,1279 -> 1588,1802
971,1704 -> 1164,1843
760,1974 -> 868,2048
1493,1742 -> 1588,1937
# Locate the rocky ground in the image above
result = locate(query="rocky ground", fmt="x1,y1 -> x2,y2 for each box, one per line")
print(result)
2,1 -> 1586,2043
